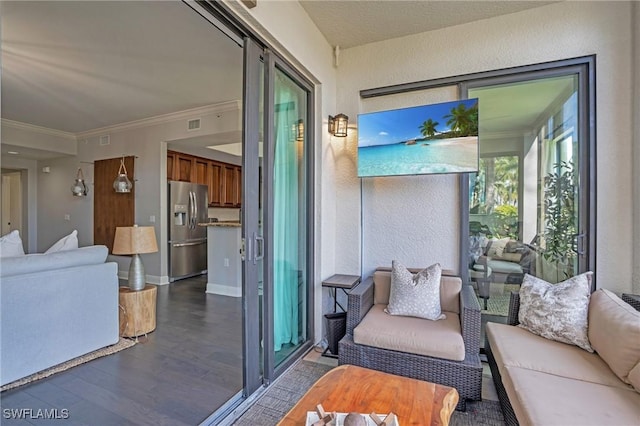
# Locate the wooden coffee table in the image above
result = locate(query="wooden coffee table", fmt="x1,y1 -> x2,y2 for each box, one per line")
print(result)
278,364 -> 458,425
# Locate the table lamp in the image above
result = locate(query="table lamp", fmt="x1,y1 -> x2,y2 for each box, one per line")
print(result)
113,225 -> 158,291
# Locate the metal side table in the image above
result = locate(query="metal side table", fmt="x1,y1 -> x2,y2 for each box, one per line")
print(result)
322,274 -> 361,358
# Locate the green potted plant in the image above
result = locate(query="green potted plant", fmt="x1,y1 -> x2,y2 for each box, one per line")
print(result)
542,160 -> 577,282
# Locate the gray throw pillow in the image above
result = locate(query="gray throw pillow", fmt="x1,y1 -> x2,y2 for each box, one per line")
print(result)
385,261 -> 445,321
518,272 -> 593,352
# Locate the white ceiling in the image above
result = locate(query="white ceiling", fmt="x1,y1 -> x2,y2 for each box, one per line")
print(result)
1,1 -> 243,134
299,0 -> 556,49
1,0 -> 566,161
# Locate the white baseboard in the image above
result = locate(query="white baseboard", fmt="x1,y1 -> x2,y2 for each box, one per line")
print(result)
206,283 -> 242,298
117,272 -> 169,286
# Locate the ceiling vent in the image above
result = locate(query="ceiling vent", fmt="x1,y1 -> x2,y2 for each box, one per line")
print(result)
99,135 -> 110,146
187,118 -> 201,131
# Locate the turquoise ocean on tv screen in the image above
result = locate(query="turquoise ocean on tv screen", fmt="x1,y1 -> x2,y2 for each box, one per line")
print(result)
358,138 -> 478,177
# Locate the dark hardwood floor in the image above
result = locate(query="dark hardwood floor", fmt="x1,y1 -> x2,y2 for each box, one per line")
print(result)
1,276 -> 243,425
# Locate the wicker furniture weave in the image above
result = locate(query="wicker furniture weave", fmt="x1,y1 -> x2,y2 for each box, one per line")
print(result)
486,291 -> 640,426
338,272 -> 483,411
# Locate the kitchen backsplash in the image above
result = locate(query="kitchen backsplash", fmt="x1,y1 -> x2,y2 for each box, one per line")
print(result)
208,207 -> 240,222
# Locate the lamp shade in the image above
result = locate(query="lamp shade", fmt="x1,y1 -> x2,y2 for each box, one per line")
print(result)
112,225 -> 158,255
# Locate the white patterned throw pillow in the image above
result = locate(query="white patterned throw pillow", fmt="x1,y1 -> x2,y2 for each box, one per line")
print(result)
518,272 -> 593,352
45,230 -> 79,253
385,261 -> 445,321
0,230 -> 25,258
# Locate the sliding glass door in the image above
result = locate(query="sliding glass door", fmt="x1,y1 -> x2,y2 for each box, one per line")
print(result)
242,43 -> 314,394
461,61 -> 594,342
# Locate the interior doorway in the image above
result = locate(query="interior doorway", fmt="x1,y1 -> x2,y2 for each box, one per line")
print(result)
1,170 -> 24,237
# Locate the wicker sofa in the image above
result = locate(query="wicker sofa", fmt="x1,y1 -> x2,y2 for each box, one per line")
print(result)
486,291 -> 640,425
338,267 -> 483,410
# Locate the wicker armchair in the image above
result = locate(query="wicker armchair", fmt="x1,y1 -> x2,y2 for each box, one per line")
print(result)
338,269 -> 483,410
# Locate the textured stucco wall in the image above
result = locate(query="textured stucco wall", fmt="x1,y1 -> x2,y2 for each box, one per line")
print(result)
337,1 -> 635,293
633,1 -> 640,294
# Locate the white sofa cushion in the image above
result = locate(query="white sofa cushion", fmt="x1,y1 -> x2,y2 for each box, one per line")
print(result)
0,230 -> 25,258
354,304 -> 465,361
589,289 -> 640,385
0,245 -> 108,277
45,230 -> 79,253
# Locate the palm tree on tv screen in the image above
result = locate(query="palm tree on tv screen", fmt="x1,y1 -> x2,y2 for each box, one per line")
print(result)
419,119 -> 439,138
444,102 -> 478,137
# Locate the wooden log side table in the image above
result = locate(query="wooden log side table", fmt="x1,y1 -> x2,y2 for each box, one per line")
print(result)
278,364 -> 459,426
118,285 -> 157,338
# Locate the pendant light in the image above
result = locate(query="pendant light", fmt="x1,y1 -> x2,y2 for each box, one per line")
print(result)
113,156 -> 133,193
71,168 -> 88,197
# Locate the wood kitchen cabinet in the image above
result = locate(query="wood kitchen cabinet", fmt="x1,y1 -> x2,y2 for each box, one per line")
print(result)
223,164 -> 237,207
194,158 -> 209,186
209,161 -> 223,206
175,153 -> 194,182
167,152 -> 176,180
167,150 -> 241,208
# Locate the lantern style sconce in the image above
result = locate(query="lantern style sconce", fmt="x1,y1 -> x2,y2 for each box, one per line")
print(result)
295,119 -> 304,142
328,113 -> 349,137
71,168 -> 88,197
113,156 -> 133,193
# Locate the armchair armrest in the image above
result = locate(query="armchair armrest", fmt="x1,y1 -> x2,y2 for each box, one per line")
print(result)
622,293 -> 640,311
507,291 -> 521,325
346,276 -> 374,336
460,284 -> 481,355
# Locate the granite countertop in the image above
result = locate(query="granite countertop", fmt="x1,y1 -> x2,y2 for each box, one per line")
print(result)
198,221 -> 241,228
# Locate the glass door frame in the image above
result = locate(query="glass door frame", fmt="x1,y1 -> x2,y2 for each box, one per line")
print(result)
262,50 -> 316,382
188,1 -> 316,422
458,57 -> 596,289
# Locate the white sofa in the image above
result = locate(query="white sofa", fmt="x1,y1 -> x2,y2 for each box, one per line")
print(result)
0,245 -> 119,386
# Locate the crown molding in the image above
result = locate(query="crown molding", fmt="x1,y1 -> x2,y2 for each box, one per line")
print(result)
76,100 -> 242,139
1,119 -> 77,140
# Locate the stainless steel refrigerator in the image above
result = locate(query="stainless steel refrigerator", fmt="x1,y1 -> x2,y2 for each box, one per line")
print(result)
168,181 -> 208,282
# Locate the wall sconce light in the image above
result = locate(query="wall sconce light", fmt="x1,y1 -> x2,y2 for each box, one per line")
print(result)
328,113 -> 349,137
295,119 -> 305,142
71,168 -> 88,197
113,156 -> 133,193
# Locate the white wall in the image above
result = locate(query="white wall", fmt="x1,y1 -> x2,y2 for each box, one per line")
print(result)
336,1 -> 636,294
34,105 -> 242,284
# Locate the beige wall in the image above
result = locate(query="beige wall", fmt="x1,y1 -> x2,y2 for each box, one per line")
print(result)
336,1 -> 636,293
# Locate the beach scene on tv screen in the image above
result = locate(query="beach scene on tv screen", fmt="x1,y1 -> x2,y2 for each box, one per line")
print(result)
357,98 -> 479,177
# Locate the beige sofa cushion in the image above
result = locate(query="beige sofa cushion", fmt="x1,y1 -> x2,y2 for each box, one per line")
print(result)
486,322 -> 629,389
373,270 -> 461,313
504,365 -> 640,426
628,362 -> 640,393
589,289 -> 640,384
353,304 -> 465,361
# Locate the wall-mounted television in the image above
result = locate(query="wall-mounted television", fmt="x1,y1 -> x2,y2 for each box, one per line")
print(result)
357,98 -> 479,177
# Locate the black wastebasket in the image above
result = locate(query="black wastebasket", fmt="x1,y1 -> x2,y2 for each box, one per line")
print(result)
325,312 -> 347,355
